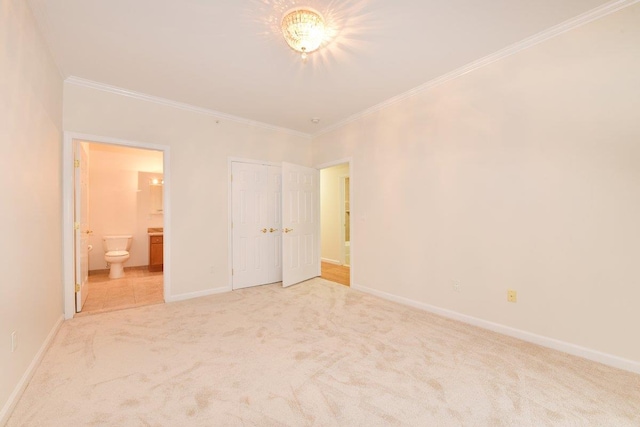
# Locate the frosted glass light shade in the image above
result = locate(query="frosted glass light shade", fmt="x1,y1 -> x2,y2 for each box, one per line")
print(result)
281,8 -> 326,58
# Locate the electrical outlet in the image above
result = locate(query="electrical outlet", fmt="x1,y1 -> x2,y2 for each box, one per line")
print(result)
453,281 -> 461,292
11,331 -> 17,352
507,290 -> 517,303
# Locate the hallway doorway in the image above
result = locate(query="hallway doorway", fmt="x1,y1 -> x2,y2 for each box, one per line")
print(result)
319,162 -> 351,286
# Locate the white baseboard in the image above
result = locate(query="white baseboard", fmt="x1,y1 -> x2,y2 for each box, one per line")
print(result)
0,315 -> 64,426
165,286 -> 231,303
321,258 -> 341,265
351,283 -> 640,375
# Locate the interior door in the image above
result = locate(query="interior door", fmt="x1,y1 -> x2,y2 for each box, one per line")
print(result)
75,141 -> 90,312
282,162 -> 320,287
232,162 -> 282,289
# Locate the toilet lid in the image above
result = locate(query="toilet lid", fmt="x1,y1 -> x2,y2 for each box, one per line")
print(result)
106,250 -> 129,257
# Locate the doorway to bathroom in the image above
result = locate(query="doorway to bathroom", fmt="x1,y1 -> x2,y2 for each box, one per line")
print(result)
63,134 -> 170,318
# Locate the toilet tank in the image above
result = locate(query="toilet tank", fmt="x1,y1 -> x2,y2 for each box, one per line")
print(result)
102,235 -> 133,252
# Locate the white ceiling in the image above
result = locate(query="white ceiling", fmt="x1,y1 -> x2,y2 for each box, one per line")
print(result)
29,0 -> 612,135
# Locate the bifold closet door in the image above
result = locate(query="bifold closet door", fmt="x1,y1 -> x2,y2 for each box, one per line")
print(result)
231,162 -> 282,289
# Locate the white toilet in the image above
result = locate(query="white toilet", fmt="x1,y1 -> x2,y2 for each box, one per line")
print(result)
102,235 -> 133,279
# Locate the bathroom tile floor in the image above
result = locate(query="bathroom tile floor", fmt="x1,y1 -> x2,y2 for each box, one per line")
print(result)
76,268 -> 164,317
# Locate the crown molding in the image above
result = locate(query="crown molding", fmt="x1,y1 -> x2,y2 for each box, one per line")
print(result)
65,76 -> 312,140
313,0 -> 640,138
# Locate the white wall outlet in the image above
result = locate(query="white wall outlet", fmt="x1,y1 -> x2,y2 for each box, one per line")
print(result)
453,281 -> 461,292
11,331 -> 17,352
507,289 -> 517,303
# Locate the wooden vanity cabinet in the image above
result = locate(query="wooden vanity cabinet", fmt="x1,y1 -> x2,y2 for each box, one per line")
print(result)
149,235 -> 163,272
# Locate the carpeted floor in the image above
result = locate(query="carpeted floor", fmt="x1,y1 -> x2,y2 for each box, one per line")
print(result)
7,278 -> 640,426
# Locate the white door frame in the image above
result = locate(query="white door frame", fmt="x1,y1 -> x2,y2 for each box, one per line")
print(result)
316,158 -> 353,281
339,174 -> 349,266
62,132 -> 172,319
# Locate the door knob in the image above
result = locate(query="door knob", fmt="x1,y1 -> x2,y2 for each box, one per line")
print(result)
283,228 -> 293,233
261,228 -> 267,233
269,228 -> 277,233
84,230 -> 93,235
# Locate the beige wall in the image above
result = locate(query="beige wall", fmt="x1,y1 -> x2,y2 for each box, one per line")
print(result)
320,164 -> 349,264
86,143 -> 164,270
64,83 -> 312,298
312,4 -> 640,364
2,5 -> 638,423
0,0 -> 63,419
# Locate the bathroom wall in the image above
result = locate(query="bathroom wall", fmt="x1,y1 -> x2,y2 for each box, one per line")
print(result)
87,143 -> 163,270
0,0 -> 64,421
320,164 -> 349,264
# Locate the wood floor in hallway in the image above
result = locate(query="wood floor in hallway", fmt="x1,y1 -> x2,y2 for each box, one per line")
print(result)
320,262 -> 350,286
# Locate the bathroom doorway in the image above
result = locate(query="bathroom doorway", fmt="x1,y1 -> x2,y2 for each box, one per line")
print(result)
319,161 -> 351,286
63,133 -> 170,319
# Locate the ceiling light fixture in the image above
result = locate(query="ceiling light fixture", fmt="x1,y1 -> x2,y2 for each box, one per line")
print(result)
281,7 -> 326,60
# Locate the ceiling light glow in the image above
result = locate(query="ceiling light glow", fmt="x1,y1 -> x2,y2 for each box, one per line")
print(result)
281,8 -> 326,60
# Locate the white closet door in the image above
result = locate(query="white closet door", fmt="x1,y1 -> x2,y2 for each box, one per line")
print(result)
282,162 -> 320,287
232,162 -> 268,289
232,162 -> 282,289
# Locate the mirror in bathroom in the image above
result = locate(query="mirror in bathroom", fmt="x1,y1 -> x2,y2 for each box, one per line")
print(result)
149,178 -> 163,214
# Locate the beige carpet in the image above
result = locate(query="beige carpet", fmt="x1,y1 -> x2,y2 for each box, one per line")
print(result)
7,278 -> 640,426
